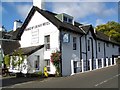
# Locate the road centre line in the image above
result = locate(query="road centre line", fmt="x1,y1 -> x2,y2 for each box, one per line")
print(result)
95,74 -> 120,87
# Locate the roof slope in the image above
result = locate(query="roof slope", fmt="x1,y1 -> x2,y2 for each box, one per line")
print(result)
80,25 -> 120,45
15,45 -> 44,55
7,6 -> 120,46
17,6 -> 84,39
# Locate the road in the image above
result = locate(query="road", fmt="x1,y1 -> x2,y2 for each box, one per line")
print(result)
2,65 -> 120,88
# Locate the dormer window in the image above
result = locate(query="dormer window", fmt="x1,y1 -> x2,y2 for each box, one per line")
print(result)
55,13 -> 74,25
63,16 -> 67,22
68,18 -> 73,23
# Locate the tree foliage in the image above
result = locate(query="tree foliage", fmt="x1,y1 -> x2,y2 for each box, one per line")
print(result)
4,55 -> 10,67
12,49 -> 24,70
95,21 -> 120,43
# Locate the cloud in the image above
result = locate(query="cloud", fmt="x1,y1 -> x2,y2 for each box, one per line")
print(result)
1,0 -> 33,2
16,4 -> 32,19
95,19 -> 106,26
52,2 -> 116,20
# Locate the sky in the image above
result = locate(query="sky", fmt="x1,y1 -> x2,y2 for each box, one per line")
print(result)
0,0 -> 119,31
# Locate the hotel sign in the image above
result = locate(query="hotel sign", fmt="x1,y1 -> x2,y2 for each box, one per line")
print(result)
25,22 -> 50,31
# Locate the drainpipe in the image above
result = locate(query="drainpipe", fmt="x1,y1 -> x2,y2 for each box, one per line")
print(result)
79,35 -> 83,72
59,29 -> 62,76
85,35 -> 88,71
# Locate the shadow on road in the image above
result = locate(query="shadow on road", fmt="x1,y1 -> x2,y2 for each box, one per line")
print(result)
2,76 -> 45,87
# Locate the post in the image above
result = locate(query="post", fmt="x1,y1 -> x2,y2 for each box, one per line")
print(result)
89,59 -> 92,71
82,59 -> 84,72
106,58 -> 109,67
101,58 -> 104,68
114,58 -> 116,65
110,58 -> 112,66
96,59 -> 98,69
71,60 -> 74,75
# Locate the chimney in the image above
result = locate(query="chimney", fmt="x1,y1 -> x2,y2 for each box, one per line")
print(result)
0,26 -> 7,32
33,0 -> 45,10
13,20 -> 22,31
94,28 -> 96,34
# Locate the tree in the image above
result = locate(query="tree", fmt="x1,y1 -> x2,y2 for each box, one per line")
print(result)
12,49 -> 24,71
96,21 -> 120,43
4,55 -> 10,68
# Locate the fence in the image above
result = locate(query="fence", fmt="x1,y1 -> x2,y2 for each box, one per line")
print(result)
71,57 -> 117,75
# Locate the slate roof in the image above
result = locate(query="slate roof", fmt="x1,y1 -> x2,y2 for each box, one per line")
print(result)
10,45 -> 44,56
81,25 -> 120,45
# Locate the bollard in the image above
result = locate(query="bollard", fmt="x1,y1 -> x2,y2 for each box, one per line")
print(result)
89,59 -> 92,71
114,58 -> 116,65
82,59 -> 84,72
106,58 -> 109,67
96,59 -> 98,69
102,58 -> 104,68
71,60 -> 74,75
110,58 -> 112,66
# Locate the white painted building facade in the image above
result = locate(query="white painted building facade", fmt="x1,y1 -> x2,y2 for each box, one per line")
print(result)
8,1 -> 120,76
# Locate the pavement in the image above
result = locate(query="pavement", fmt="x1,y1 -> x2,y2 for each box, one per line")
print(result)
1,64 -> 119,88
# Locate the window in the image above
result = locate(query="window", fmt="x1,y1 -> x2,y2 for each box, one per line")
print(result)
45,35 -> 50,50
68,18 -> 73,23
88,40 -> 90,51
106,43 -> 109,47
98,43 -> 100,52
73,37 -> 77,50
45,59 -> 50,71
119,47 -> 120,54
35,56 -> 39,70
112,44 -> 114,48
63,16 -> 67,22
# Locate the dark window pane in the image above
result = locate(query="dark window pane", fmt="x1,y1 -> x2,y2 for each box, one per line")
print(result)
73,37 -> 77,50
88,40 -> 90,51
68,18 -> 72,23
63,16 -> 67,22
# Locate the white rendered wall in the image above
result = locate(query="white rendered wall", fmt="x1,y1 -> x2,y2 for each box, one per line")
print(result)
20,11 -> 60,74
27,48 -> 44,73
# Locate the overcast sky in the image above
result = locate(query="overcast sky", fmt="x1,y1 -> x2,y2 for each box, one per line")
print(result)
0,0 -> 119,31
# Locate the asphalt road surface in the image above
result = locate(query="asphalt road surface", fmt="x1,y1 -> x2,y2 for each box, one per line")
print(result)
2,65 -> 120,88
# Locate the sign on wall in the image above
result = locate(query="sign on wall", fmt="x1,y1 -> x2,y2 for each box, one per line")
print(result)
31,29 -> 39,44
63,33 -> 70,43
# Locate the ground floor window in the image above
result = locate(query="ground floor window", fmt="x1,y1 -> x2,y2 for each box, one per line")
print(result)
45,59 -> 50,71
35,56 -> 39,70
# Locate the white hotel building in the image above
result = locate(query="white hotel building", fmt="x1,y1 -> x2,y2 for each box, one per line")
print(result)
3,1 -> 120,76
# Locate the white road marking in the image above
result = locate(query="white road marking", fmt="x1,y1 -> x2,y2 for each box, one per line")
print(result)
95,74 -> 120,87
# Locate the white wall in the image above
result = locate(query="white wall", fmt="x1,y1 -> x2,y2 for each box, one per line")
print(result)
27,47 -> 44,73
20,11 -> 60,74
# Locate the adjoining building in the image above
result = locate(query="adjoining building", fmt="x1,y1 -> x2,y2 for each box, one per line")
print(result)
2,1 -> 120,76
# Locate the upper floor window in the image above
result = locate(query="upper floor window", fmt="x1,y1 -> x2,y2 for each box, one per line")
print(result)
73,37 -> 77,50
106,43 -> 109,47
68,18 -> 73,23
88,40 -> 90,51
45,35 -> 50,50
98,43 -> 100,52
112,44 -> 114,48
63,16 -> 73,24
63,16 -> 67,22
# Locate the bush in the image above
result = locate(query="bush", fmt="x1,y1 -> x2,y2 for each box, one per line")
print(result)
37,71 -> 43,76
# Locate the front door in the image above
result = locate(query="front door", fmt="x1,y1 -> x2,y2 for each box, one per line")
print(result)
73,61 -> 77,73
